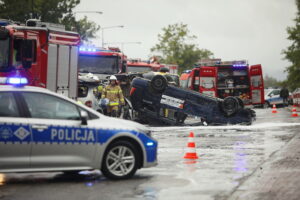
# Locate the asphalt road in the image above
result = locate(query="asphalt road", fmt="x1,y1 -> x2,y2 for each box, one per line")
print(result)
1,107 -> 300,200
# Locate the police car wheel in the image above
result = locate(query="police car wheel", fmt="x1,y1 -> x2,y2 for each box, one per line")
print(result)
101,141 -> 139,180
150,75 -> 167,93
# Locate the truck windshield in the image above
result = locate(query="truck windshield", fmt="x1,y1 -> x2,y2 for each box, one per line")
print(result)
127,66 -> 152,73
0,38 -> 9,70
78,55 -> 119,74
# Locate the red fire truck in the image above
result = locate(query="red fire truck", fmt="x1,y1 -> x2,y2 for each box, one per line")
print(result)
127,60 -> 161,73
0,19 -> 80,99
181,60 -> 264,106
161,64 -> 178,74
78,46 -> 127,80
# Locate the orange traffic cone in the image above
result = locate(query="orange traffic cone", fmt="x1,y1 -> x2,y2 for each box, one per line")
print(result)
291,105 -> 298,117
183,132 -> 199,159
272,104 -> 277,113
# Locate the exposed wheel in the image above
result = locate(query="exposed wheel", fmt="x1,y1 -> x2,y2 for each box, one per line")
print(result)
150,75 -> 167,93
101,141 -> 139,180
222,96 -> 239,116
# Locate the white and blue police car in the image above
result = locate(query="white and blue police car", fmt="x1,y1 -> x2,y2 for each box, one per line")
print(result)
0,77 -> 157,180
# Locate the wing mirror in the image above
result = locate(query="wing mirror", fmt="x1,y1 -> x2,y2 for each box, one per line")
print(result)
80,110 -> 88,125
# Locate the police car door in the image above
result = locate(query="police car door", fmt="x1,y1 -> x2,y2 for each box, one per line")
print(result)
21,92 -> 96,170
0,92 -> 31,170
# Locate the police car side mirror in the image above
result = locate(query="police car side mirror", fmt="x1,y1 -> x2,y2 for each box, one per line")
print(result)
80,110 -> 88,125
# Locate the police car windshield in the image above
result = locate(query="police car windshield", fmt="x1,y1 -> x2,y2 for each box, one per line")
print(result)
0,38 -> 9,70
78,55 -> 119,74
127,66 -> 152,73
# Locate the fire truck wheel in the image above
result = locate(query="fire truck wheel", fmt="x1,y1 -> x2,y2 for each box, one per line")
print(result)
222,96 -> 239,116
150,75 -> 168,93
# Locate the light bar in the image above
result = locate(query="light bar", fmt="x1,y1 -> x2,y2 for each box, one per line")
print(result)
79,46 -> 97,52
233,64 -> 247,67
7,77 -> 28,85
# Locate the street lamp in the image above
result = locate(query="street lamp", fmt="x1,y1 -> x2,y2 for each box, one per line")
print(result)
101,25 -> 124,47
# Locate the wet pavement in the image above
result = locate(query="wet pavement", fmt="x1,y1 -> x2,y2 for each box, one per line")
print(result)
1,107 -> 300,200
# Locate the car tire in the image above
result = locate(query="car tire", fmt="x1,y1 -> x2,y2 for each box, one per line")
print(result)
222,96 -> 239,116
150,75 -> 168,93
101,141 -> 140,180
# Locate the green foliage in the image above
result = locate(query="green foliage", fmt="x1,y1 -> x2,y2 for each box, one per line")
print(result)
151,23 -> 213,73
0,0 -> 99,41
283,0 -> 300,91
264,75 -> 281,88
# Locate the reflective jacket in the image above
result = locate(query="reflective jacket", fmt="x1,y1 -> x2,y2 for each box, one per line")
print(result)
101,84 -> 125,106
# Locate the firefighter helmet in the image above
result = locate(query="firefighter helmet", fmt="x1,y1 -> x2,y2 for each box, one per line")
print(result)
109,75 -> 117,81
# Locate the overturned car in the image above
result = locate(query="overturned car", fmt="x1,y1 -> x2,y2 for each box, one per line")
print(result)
129,74 -> 256,125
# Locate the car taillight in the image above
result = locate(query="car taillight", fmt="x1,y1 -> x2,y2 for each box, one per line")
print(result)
130,87 -> 136,96
85,100 -> 92,107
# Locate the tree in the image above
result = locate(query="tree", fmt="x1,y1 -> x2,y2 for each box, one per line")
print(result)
264,75 -> 281,88
0,0 -> 99,41
151,23 -> 213,73
283,0 -> 300,91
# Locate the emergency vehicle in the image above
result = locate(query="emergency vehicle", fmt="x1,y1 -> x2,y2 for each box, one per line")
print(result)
161,64 -> 178,74
180,60 -> 264,106
127,60 -> 161,73
127,60 -> 178,75
0,77 -> 157,179
78,46 -> 127,80
0,19 -> 80,99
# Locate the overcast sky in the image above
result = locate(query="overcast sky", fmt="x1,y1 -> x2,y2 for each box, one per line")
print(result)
75,0 -> 297,80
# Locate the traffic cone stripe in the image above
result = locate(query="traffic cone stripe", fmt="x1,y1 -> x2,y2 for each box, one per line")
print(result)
187,143 -> 195,148
184,152 -> 198,159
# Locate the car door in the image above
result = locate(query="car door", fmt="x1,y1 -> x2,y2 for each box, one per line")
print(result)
0,92 -> 31,171
21,92 -> 97,170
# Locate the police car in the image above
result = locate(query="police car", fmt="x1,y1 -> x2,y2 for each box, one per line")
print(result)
0,77 -> 157,180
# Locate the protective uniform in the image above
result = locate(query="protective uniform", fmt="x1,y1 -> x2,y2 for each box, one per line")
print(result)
101,76 -> 125,117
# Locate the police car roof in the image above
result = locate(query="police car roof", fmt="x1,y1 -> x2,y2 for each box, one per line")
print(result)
0,85 -> 51,93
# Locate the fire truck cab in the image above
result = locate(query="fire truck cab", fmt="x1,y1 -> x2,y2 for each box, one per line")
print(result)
78,46 -> 127,80
186,60 -> 264,106
0,19 -> 80,99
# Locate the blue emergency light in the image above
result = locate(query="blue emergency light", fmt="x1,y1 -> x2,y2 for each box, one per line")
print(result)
79,46 -> 97,52
0,20 -> 10,26
7,77 -> 28,85
233,64 -> 247,67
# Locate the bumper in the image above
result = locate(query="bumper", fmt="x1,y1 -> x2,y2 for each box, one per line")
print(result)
143,159 -> 158,168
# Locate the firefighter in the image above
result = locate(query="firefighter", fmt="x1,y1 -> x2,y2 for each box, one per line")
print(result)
101,75 -> 125,117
